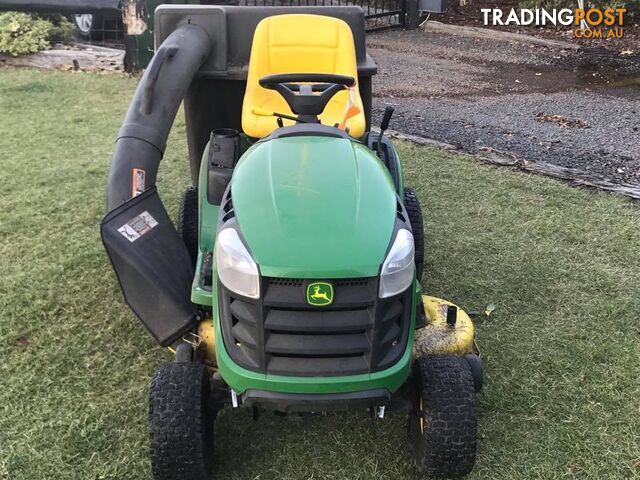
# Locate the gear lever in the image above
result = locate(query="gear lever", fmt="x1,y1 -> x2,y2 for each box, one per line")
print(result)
377,106 -> 394,157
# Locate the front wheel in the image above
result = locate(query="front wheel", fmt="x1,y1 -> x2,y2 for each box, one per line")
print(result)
149,361 -> 216,480
409,355 -> 477,477
404,187 -> 424,282
177,185 -> 199,267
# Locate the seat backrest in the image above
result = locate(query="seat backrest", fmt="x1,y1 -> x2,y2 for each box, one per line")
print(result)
241,14 -> 366,139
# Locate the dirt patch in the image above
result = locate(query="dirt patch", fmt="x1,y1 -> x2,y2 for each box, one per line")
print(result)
14,333 -> 31,348
369,29 -> 640,99
368,28 -> 640,186
0,42 -> 125,73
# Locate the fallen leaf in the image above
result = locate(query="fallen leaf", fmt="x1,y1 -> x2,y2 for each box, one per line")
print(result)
535,112 -> 590,129
484,303 -> 496,317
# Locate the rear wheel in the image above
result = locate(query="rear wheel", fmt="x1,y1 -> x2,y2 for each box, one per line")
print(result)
409,355 -> 477,477
404,187 -> 424,282
149,361 -> 216,480
177,186 -> 199,267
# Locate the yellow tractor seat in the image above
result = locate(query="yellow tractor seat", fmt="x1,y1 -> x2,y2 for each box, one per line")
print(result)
241,14 -> 366,139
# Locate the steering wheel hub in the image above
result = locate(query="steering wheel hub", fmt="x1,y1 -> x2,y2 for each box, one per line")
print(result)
258,73 -> 355,120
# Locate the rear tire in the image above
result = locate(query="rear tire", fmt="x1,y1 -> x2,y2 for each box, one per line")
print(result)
149,362 -> 216,480
409,355 -> 477,477
177,186 -> 199,267
404,187 -> 424,282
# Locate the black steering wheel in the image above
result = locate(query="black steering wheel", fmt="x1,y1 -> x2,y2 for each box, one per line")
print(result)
259,73 -> 355,119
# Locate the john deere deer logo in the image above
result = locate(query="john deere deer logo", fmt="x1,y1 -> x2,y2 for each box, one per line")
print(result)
306,282 -> 333,306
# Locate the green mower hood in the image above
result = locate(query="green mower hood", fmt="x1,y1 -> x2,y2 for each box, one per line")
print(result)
230,136 -> 397,278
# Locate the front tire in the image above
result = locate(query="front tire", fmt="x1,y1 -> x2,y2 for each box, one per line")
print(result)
177,186 -> 199,267
149,362 -> 216,480
404,187 -> 424,282
409,355 -> 477,477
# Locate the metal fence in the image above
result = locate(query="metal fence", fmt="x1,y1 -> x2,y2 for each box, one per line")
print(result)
69,12 -> 125,44
240,0 -> 409,31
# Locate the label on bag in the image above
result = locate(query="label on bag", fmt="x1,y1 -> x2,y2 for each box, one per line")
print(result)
118,211 -> 158,242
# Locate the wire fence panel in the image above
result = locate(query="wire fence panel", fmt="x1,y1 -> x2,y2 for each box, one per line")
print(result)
239,0 -> 407,30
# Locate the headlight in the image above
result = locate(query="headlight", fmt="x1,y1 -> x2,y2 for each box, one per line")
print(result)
379,228 -> 415,298
215,228 -> 260,299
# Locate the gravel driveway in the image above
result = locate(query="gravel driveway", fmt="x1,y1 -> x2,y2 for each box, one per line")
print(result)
368,29 -> 640,185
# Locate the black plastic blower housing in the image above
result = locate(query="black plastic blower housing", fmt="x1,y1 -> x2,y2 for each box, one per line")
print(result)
207,128 -> 240,205
101,187 -> 197,346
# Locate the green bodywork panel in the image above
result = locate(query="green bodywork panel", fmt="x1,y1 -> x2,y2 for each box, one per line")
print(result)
191,142 -> 219,306
197,141 -> 219,254
390,141 -> 405,194
191,134 -> 416,395
231,137 -> 398,278
191,135 -> 405,304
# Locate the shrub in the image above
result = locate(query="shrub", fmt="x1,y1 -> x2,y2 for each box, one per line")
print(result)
0,12 -> 73,57
41,14 -> 75,43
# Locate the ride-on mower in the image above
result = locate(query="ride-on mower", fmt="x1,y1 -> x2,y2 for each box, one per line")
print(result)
101,6 -> 483,478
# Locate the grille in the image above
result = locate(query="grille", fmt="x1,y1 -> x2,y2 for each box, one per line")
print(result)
269,278 -> 303,287
218,276 -> 412,376
220,188 -> 235,222
396,200 -> 407,223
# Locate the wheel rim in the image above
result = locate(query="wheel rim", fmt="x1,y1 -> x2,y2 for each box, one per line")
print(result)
74,14 -> 93,34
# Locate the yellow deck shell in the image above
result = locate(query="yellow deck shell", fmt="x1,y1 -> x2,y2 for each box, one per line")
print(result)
414,295 -> 475,356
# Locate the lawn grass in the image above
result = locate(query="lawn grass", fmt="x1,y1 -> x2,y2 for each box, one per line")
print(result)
0,67 -> 639,480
